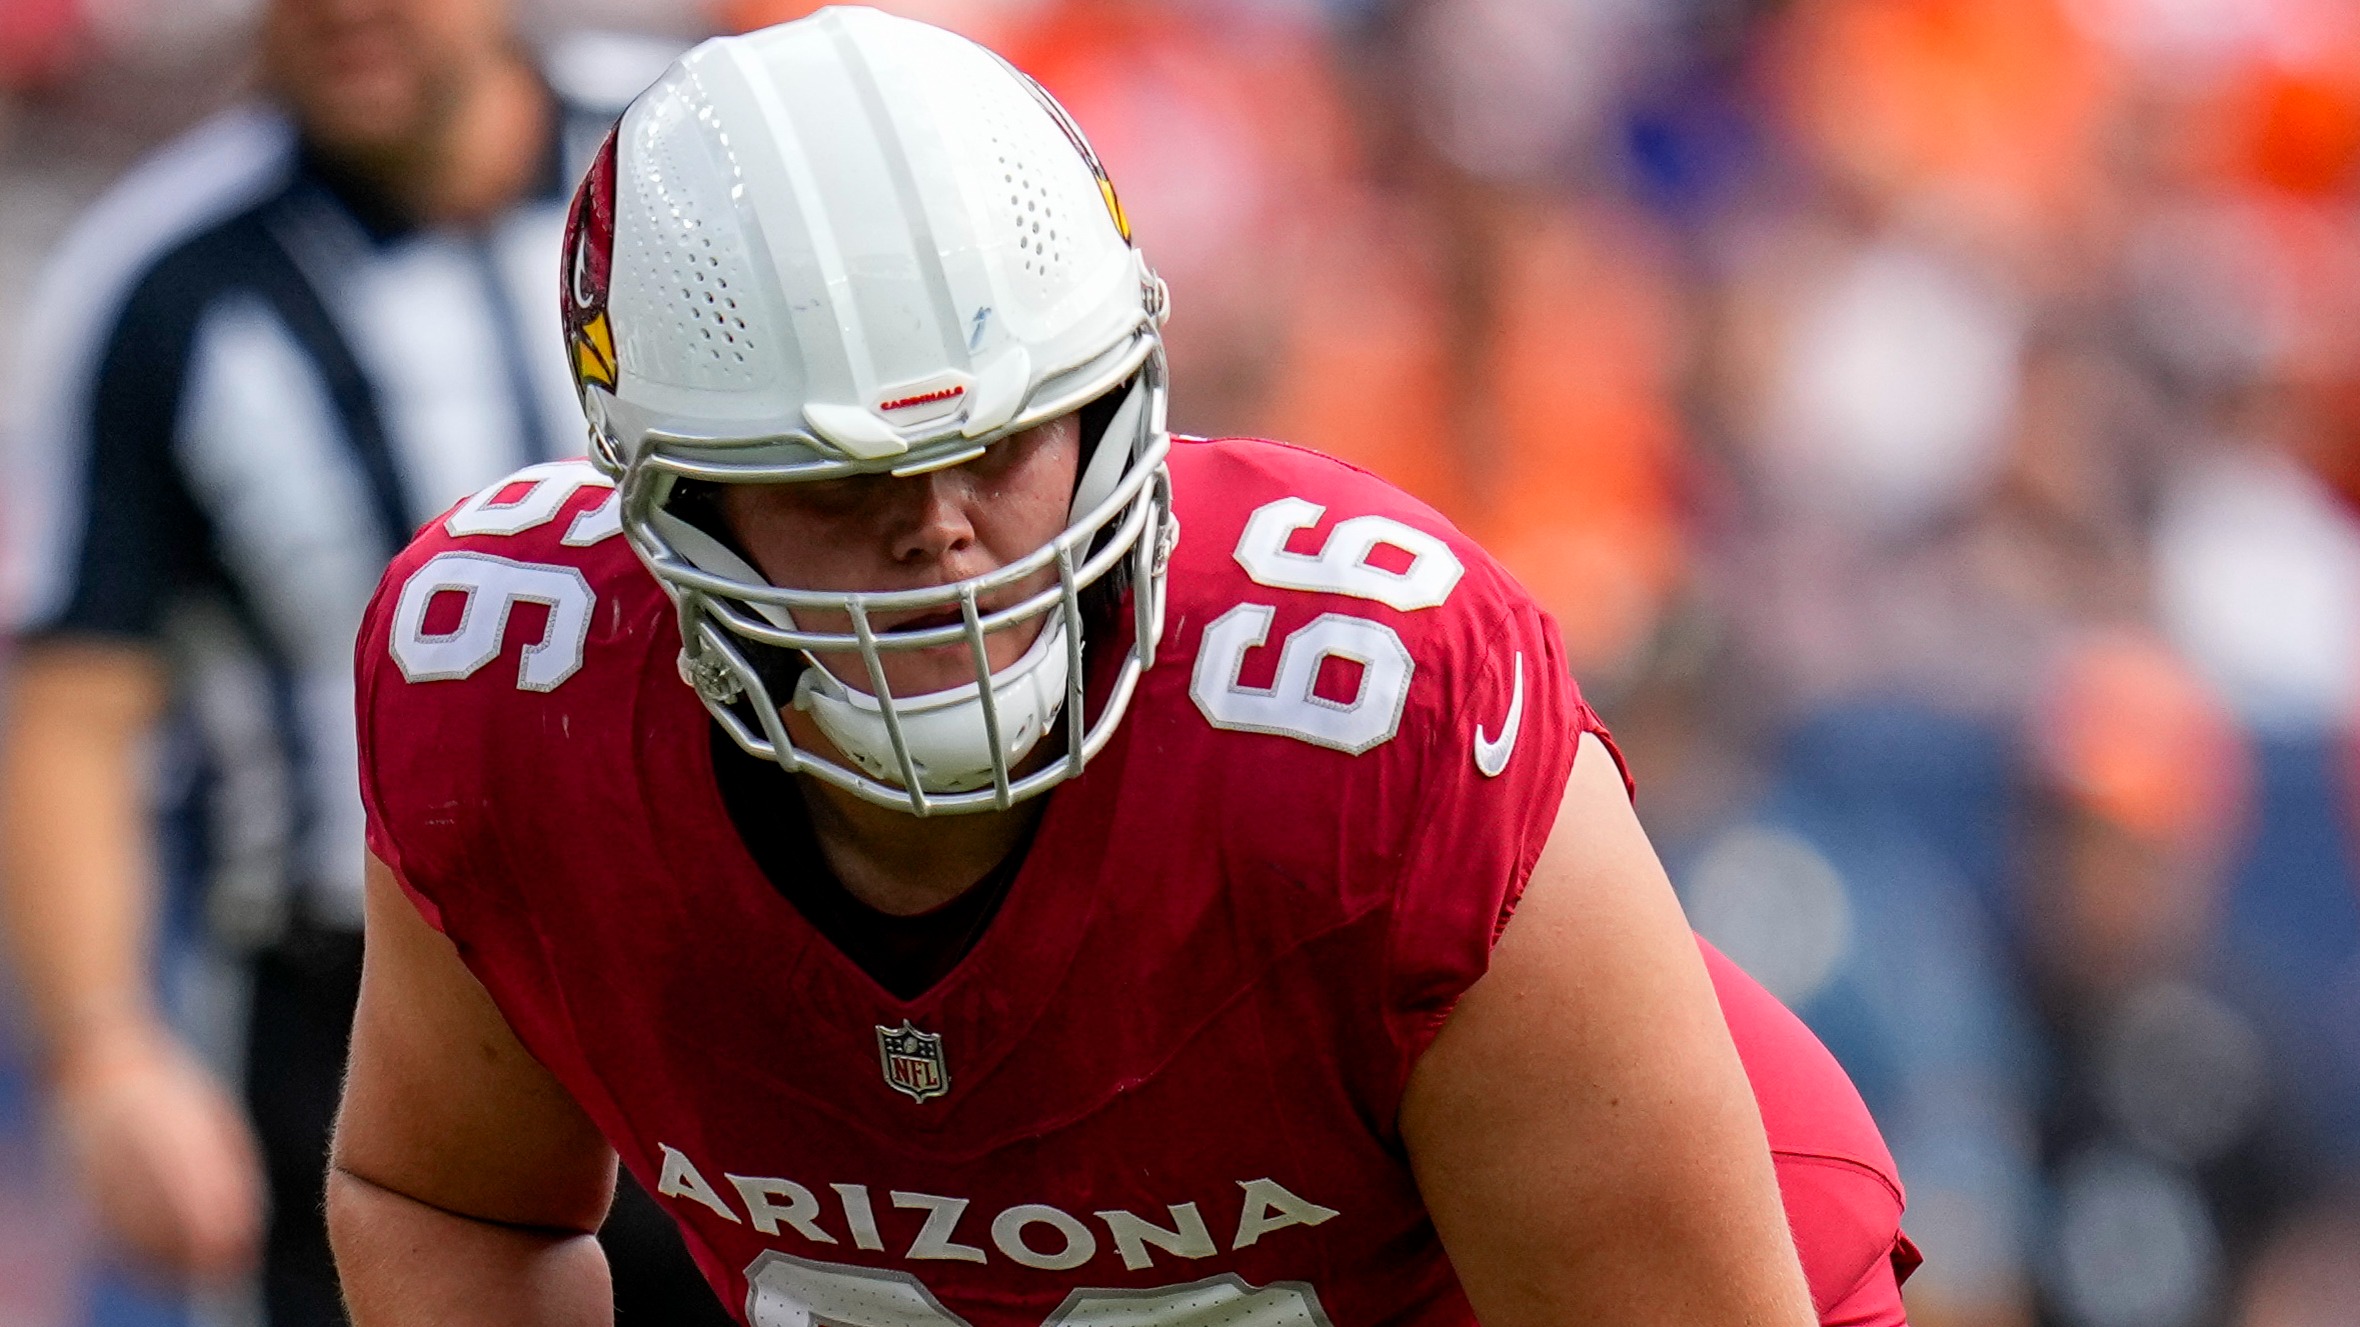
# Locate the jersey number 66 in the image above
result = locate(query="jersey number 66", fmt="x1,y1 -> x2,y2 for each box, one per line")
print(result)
1190,497 -> 1464,755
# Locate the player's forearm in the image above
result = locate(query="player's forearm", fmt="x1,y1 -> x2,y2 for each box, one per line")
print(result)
328,1167 -> 614,1327
0,644 -> 170,1066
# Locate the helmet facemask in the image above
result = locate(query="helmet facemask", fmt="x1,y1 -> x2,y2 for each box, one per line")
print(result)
619,347 -> 1174,816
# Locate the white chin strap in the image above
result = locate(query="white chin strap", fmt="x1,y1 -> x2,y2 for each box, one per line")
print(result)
649,380 -> 1141,796
792,613 -> 1068,792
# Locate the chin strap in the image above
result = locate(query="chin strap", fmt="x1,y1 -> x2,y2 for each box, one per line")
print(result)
792,608 -> 1070,791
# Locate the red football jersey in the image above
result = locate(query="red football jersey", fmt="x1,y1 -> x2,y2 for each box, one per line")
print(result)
357,436 -> 1914,1326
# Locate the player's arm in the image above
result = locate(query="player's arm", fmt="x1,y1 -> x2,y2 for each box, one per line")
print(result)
1398,732 -> 1817,1326
328,852 -> 620,1326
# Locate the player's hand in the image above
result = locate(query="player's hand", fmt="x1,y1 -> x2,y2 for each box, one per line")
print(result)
50,1023 -> 265,1281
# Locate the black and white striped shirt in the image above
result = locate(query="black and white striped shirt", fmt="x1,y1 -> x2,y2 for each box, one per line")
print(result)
1,44 -> 668,935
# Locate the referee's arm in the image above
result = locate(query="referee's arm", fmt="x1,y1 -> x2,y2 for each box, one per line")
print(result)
0,305 -> 265,1281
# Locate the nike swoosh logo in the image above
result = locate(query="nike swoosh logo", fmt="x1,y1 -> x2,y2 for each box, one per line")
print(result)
1474,651 -> 1525,778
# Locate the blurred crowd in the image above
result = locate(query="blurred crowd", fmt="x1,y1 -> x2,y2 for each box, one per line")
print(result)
5,1 -> 2360,1326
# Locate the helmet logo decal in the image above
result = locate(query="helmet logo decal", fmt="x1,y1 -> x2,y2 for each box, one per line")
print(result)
879,384 -> 965,413
1005,63 -> 1132,245
562,127 -> 621,395
873,372 -> 974,429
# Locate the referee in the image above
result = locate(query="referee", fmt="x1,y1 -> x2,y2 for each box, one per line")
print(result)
0,2 -> 731,1325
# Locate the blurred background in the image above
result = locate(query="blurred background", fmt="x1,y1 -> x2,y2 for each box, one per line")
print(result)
4,0 -> 2359,1325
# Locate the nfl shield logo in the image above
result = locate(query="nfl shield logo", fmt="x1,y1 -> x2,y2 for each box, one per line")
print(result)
875,1021 -> 950,1103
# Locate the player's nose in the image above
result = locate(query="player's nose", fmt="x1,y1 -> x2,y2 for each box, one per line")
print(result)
887,470 -> 980,570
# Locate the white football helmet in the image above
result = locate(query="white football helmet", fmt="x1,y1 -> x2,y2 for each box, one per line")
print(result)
561,6 -> 1175,816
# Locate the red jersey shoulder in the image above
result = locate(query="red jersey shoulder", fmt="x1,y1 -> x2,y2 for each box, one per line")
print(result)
1162,435 -> 1531,654
355,459 -> 670,899
1146,438 -> 1596,1054
365,458 -> 656,660
1157,434 -> 1569,767
1154,434 -> 1586,799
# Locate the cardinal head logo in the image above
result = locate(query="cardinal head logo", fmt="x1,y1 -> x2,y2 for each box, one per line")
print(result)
561,127 -> 620,396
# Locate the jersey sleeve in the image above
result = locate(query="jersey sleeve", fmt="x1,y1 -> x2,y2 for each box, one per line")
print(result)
347,479 -> 656,1177
1380,581 -> 1627,1074
352,532 -> 446,932
352,481 -> 571,933
350,462 -> 641,938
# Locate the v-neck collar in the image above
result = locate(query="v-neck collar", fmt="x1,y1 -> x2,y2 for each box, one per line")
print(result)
629,631 -> 1124,1132
705,720 -> 1042,1002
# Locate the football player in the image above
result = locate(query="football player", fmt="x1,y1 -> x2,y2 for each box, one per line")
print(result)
327,9 -> 1918,1325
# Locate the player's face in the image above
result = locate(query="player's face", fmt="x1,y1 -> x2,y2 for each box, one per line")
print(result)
261,0 -> 508,162
717,414 -> 1081,697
